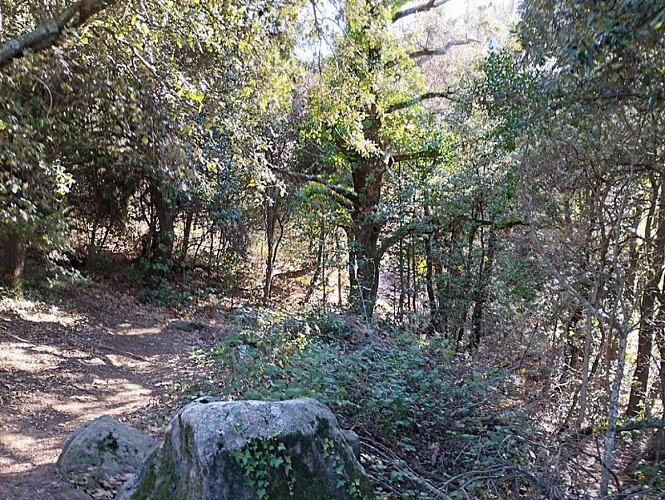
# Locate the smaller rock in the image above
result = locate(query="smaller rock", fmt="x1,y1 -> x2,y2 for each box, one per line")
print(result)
57,415 -> 158,477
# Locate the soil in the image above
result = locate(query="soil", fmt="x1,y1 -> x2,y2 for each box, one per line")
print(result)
0,283 -> 214,499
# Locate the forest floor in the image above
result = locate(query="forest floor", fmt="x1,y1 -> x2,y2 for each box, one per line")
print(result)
0,282 -> 214,499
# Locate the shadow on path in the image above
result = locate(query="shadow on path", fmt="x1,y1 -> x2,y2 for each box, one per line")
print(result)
0,284 -> 212,499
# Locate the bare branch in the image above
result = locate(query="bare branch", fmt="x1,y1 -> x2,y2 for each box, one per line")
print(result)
386,91 -> 455,113
379,217 -> 436,257
378,215 -> 526,257
392,0 -> 452,23
0,0 -> 119,67
384,39 -> 479,69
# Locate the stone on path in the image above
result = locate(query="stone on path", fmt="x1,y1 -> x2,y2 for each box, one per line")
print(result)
57,415 -> 158,477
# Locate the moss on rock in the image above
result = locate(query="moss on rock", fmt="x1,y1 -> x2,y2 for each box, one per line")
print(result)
119,398 -> 374,500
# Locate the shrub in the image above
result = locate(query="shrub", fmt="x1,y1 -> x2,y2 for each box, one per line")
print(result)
204,308 -> 557,498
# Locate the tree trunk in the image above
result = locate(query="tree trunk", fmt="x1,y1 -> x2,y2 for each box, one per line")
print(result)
398,237 -> 405,321
181,211 -> 194,263
0,228 -> 26,290
150,184 -> 174,267
424,216 -> 437,326
627,179 -> 664,417
469,229 -> 497,348
411,238 -> 417,312
576,309 -> 594,429
264,193 -> 278,302
321,217 -> 327,312
336,230 -> 343,308
347,223 -> 381,320
87,218 -> 99,271
303,228 -> 325,306
600,321 -> 629,497
347,158 -> 385,320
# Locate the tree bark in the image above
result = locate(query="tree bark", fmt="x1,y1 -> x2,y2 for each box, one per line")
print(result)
264,192 -> 279,302
150,184 -> 174,267
347,157 -> 385,320
424,210 -> 437,323
86,218 -> 99,271
600,320 -> 629,497
469,229 -> 497,348
0,228 -> 26,290
303,227 -> 325,306
0,0 -> 119,67
181,211 -> 194,263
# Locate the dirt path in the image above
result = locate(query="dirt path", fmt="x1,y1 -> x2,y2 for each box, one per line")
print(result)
0,284 -> 211,499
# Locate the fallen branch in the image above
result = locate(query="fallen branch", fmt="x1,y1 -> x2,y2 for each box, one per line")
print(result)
361,437 -> 453,500
0,332 -> 35,345
576,418 -> 665,435
273,266 -> 316,281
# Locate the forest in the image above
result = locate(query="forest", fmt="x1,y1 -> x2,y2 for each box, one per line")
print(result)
1,0 -> 665,498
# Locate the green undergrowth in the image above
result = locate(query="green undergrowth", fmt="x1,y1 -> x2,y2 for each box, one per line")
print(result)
188,307 -> 560,498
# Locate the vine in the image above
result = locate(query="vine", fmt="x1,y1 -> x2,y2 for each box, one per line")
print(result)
323,437 -> 363,499
230,435 -> 295,500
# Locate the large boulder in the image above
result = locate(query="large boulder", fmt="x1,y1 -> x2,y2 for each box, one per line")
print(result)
57,415 -> 158,477
120,398 -> 374,500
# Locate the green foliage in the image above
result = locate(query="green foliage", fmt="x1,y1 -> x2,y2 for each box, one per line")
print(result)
0,0 -> 302,284
231,436 -> 295,500
203,308 -> 547,496
323,437 -> 363,499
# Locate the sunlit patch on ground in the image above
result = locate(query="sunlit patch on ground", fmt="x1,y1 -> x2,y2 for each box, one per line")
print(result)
0,284 -> 211,498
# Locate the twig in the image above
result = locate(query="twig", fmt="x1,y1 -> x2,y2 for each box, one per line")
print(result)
1,332 -> 34,345
361,437 -> 453,500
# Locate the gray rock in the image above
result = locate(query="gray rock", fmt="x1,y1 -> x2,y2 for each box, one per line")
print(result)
120,398 -> 374,500
341,429 -> 361,459
57,415 -> 158,477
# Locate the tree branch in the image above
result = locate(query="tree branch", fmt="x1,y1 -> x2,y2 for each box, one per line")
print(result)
409,38 -> 479,59
575,418 -> 665,436
0,0 -> 118,67
386,91 -> 455,113
379,217 -> 436,257
272,167 -> 357,209
377,215 -> 527,257
391,149 -> 443,163
392,0 -> 452,23
618,418 -> 665,432
384,39 -> 479,69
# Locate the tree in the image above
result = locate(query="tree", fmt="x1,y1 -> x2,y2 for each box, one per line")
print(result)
0,0 -> 119,66
0,0 -> 301,288
297,0 -> 474,319
515,0 -> 665,494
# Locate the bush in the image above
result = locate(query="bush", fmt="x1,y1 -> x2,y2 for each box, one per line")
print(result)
204,308 -> 558,498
